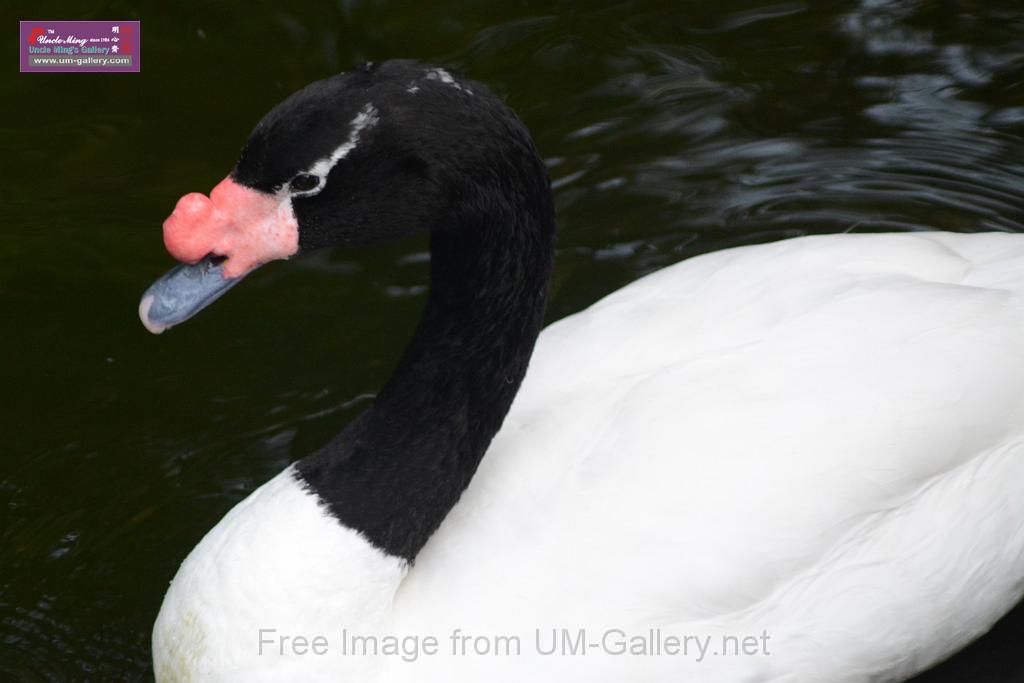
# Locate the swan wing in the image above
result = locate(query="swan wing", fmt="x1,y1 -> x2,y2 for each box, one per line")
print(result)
396,232 -> 1024,682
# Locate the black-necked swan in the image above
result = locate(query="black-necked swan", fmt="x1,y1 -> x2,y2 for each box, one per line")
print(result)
140,60 -> 1024,682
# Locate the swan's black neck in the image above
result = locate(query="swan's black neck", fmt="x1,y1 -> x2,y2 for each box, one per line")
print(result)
296,170 -> 555,561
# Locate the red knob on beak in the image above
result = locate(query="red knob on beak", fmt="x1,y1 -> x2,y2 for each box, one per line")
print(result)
163,192 -> 216,263
159,177 -> 300,279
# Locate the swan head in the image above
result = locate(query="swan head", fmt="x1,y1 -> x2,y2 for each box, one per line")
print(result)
140,60 -> 544,333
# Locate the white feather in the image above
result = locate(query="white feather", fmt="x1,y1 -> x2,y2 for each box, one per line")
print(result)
152,466 -> 407,682
396,231 -> 1024,681
155,232 -> 1024,682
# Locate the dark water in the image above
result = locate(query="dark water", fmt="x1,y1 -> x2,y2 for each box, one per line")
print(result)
3,1 -> 1024,680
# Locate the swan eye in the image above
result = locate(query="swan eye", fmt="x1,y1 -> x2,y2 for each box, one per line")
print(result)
290,174 -> 321,193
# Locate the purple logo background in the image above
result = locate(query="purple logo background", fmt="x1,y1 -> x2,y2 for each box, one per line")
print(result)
20,20 -> 141,73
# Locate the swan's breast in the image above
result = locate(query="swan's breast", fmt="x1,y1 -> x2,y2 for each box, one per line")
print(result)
152,465 -> 407,682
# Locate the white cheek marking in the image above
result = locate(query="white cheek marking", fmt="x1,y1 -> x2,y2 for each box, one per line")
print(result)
425,68 -> 473,95
289,102 -> 380,198
406,83 -> 420,94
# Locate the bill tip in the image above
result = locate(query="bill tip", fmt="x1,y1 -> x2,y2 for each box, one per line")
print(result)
139,294 -> 168,334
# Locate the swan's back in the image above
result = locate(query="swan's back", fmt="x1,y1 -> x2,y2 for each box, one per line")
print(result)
394,232 -> 1024,682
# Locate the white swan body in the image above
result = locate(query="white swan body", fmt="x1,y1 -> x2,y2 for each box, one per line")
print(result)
155,231 -> 1024,682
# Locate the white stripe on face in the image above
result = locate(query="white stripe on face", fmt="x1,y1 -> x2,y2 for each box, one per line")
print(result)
289,102 -> 380,198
